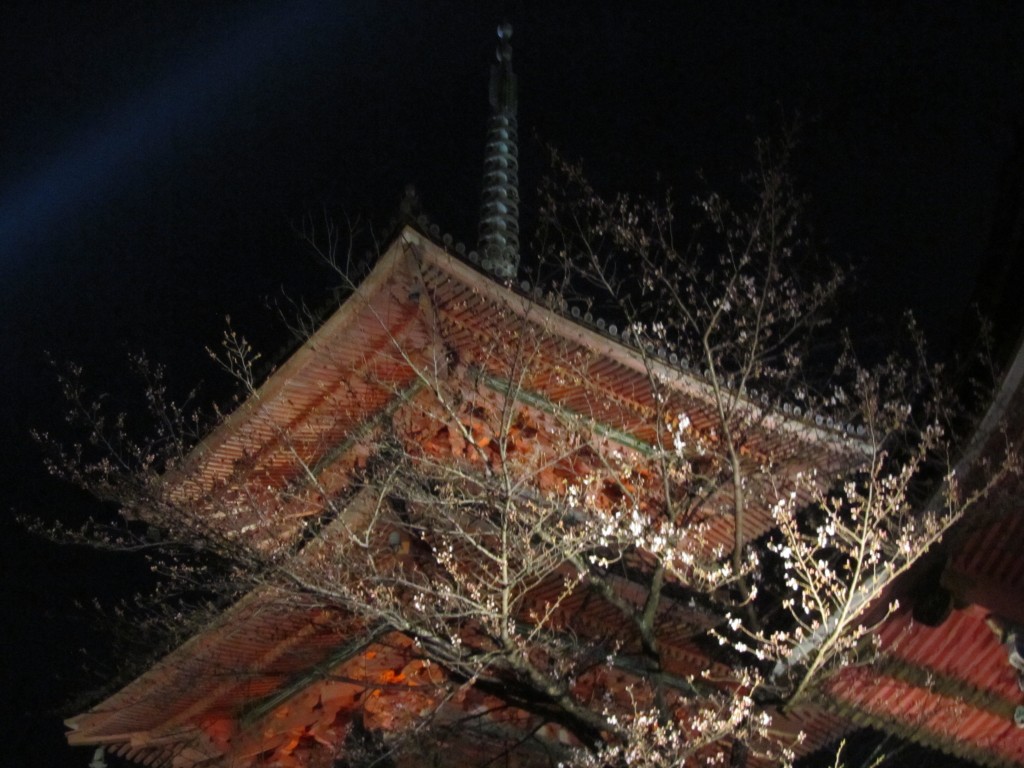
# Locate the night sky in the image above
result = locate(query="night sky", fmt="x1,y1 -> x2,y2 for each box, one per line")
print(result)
3,3 -> 1023,766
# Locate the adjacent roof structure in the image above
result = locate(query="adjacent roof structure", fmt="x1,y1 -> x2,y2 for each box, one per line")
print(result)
818,333 -> 1024,766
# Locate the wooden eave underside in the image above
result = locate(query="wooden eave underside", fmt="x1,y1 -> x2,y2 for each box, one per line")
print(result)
65,585 -> 362,766
823,602 -> 1024,767
66,576 -> 849,768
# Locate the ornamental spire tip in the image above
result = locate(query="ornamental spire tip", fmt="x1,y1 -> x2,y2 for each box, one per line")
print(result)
478,21 -> 520,279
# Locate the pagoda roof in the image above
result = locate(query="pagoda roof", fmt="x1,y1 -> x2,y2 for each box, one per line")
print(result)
166,225 -> 865,548
67,225 -> 875,767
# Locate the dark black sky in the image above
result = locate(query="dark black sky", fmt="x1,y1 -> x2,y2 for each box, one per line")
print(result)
2,3 -> 1023,766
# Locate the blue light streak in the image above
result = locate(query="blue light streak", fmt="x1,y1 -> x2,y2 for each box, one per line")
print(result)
0,1 -> 345,273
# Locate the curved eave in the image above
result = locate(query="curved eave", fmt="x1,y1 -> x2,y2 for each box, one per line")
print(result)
165,225 -> 868,512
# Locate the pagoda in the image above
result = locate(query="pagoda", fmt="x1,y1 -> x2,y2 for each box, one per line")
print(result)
64,24 -> 1024,768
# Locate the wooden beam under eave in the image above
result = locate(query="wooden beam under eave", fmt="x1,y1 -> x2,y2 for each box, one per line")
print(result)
67,732 -> 136,747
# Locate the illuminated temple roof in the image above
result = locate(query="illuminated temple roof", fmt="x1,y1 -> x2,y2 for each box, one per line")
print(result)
64,20 -> 1024,766
66,226 -> 865,767
64,223 -> 1024,766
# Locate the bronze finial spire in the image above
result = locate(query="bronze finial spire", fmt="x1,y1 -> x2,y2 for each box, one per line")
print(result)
478,22 -> 520,279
